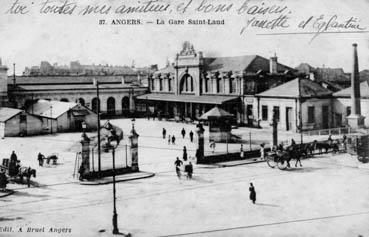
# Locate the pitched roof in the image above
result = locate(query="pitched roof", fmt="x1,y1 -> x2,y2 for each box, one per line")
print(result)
203,55 -> 294,73
27,100 -> 77,119
203,55 -> 257,72
333,80 -> 369,98
256,78 -> 332,98
199,106 -> 234,120
0,107 -> 23,122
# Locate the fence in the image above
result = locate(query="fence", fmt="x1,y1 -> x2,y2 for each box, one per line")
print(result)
303,127 -> 353,136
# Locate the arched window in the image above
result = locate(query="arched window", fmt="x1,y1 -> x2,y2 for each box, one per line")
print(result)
122,96 -> 129,112
180,74 -> 194,93
91,97 -> 100,113
151,78 -> 155,90
217,77 -> 221,93
77,98 -> 85,106
107,97 -> 116,116
168,78 -> 172,91
159,78 -> 163,91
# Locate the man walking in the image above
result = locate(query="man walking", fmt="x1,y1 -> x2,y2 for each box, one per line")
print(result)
249,183 -> 256,204
181,128 -> 186,139
37,152 -> 45,167
168,135 -> 171,145
189,130 -> 194,142
162,128 -> 166,139
183,146 -> 188,161
174,157 -> 183,179
174,157 -> 183,180
187,162 -> 193,179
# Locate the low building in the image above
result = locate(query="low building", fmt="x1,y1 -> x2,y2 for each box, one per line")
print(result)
0,107 -> 43,138
332,80 -> 369,127
255,78 -> 333,131
26,100 -> 98,133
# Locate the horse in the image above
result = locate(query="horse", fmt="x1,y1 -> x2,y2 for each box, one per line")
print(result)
285,145 -> 303,167
18,166 -> 36,187
312,140 -> 331,154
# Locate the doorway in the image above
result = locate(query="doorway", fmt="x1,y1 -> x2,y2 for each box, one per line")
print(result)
286,107 -> 293,131
322,106 -> 329,129
247,105 -> 253,126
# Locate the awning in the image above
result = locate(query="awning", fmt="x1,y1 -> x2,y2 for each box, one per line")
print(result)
136,94 -> 240,105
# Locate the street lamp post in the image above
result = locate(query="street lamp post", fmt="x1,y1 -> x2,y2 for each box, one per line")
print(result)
109,139 -> 119,234
93,79 -> 102,178
50,105 -> 53,134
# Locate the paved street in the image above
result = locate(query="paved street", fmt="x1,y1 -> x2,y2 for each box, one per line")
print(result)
0,119 -> 369,237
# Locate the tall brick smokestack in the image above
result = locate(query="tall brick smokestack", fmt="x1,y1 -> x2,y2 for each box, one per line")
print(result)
347,43 -> 365,128
351,43 -> 361,115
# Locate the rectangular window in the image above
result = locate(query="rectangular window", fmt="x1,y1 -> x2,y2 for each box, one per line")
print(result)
273,106 -> 280,122
308,106 -> 315,123
168,79 -> 171,91
262,105 -> 268,121
346,106 -> 351,116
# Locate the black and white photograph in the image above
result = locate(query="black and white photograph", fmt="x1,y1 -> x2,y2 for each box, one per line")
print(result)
1,0 -> 369,236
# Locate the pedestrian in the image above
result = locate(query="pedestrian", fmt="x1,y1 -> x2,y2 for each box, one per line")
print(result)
172,135 -> 176,145
189,130 -> 194,142
183,146 -> 188,161
162,128 -> 166,139
186,162 -> 193,179
168,135 -> 171,145
0,170 -> 8,192
240,144 -> 244,159
9,151 -> 18,176
210,140 -> 216,153
249,183 -> 256,204
37,152 -> 44,167
174,157 -> 183,180
260,143 -> 265,160
181,128 -> 186,139
174,157 -> 183,167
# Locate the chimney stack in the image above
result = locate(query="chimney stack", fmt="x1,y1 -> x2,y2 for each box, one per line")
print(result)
347,43 -> 365,128
269,53 -> 278,74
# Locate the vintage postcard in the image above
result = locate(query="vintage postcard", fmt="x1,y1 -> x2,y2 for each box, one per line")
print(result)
0,0 -> 369,236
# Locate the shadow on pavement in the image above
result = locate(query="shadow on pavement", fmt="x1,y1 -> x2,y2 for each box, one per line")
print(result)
255,202 -> 280,207
285,167 -> 324,173
13,191 -> 50,198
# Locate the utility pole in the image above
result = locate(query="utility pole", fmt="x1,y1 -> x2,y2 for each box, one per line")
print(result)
94,79 -> 102,178
298,77 -> 303,145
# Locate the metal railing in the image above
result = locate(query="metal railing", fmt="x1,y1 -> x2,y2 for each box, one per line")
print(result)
303,127 -> 353,136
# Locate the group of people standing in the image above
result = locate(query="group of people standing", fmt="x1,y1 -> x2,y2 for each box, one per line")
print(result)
162,128 -> 194,145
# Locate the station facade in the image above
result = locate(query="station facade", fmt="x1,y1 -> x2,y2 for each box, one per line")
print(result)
137,41 -> 298,124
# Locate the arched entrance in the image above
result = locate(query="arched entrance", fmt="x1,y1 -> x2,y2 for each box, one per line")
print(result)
180,74 -> 194,93
122,96 -> 129,115
77,98 -> 85,106
107,97 -> 116,116
91,97 -> 100,113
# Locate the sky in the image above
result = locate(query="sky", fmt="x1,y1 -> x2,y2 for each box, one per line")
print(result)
0,0 -> 369,74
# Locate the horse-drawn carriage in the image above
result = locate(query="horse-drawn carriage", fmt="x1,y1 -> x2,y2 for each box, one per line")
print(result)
266,137 -> 349,170
266,145 -> 305,170
1,157 -> 36,188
